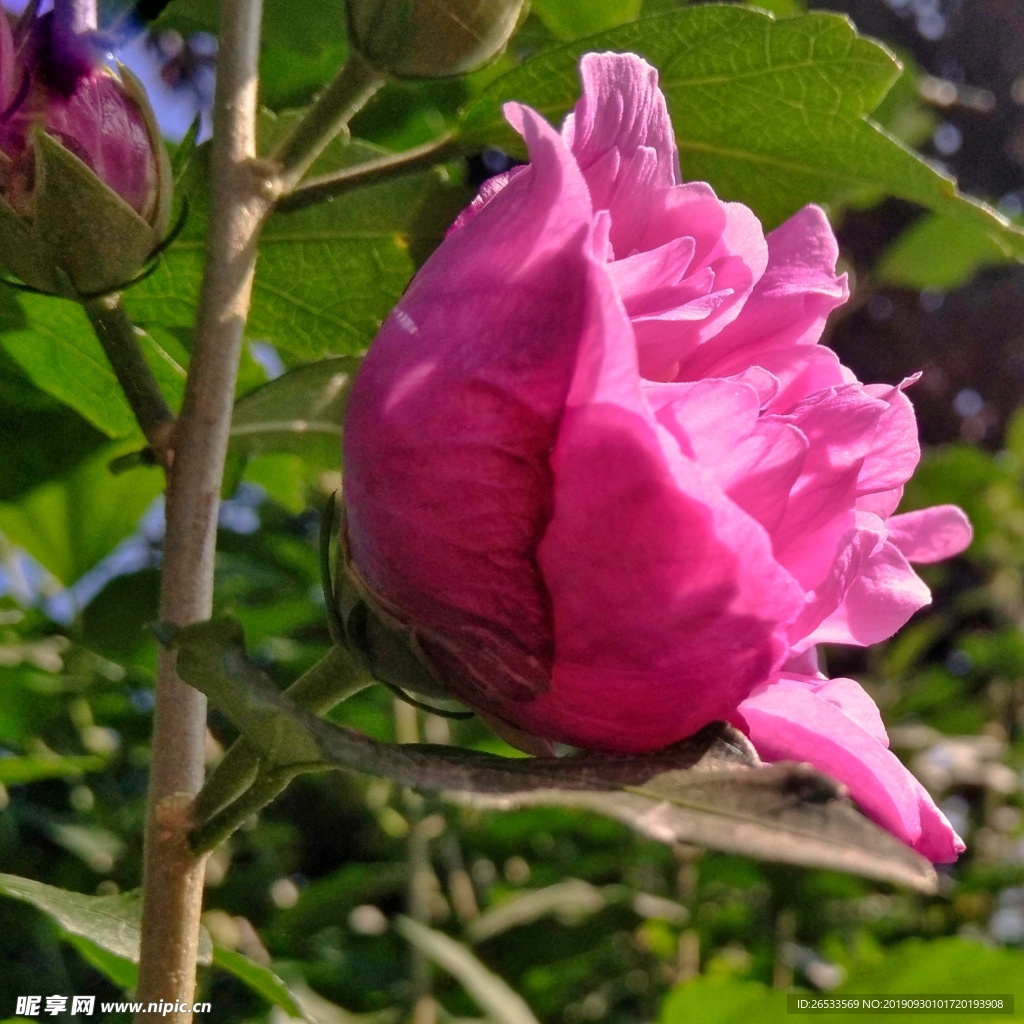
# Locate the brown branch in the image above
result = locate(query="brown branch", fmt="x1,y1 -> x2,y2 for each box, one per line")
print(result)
133,0 -> 272,1019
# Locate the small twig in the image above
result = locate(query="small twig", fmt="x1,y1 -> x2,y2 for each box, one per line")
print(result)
84,295 -> 176,466
277,134 -> 459,213
270,52 -> 386,191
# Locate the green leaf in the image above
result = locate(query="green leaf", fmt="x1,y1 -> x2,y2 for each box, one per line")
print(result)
458,6 -> 1024,256
226,356 -> 355,509
0,291 -> 135,437
869,45 -> 934,148
240,454 -> 311,513
531,0 -> 643,40
0,349 -> 108,501
128,130 -> 472,359
169,618 -> 938,892
61,931 -> 139,990
229,356 -> 356,466
0,290 -> 185,438
745,0 -> 805,16
0,754 -> 104,786
396,917 -> 542,1024
0,873 -> 212,965
876,212 -> 1011,290
212,945 -> 313,1022
0,444 -> 163,585
251,158 -> 470,360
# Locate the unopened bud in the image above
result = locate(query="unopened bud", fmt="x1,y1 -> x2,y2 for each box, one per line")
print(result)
0,12 -> 172,297
345,0 -> 527,79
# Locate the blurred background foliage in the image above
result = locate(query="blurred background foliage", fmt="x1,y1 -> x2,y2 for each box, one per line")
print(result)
2,0 -> 1024,1021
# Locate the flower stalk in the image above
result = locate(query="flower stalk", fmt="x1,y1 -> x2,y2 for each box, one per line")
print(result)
271,52 -> 385,191
83,295 -> 176,466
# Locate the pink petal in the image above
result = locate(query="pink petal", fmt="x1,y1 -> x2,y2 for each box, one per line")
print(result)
806,541 -> 931,647
624,183 -> 768,378
506,263 -> 804,752
855,382 -> 921,516
343,104 -> 595,710
789,513 -> 885,651
771,385 -> 890,587
733,675 -> 964,862
680,204 -> 849,382
448,165 -> 527,235
46,72 -> 158,220
887,505 -> 973,563
646,377 -> 808,534
563,51 -> 679,252
748,344 -> 855,414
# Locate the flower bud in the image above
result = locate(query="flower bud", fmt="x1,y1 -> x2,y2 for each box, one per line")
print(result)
344,0 -> 526,79
0,11 -> 172,296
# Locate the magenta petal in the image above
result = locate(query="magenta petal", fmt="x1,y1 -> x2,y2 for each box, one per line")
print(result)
789,514 -> 885,651
45,72 -> 158,219
888,505 -> 973,563
733,676 -> 963,861
512,264 -> 804,751
680,204 -> 848,381
564,51 -> 679,247
808,541 -> 931,647
343,104 -> 595,709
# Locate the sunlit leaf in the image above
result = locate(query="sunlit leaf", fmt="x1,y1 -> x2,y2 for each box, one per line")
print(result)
61,931 -> 139,990
876,212 -> 1010,290
0,291 -> 184,438
212,946 -> 314,1023
0,350 -> 108,501
228,357 -> 356,466
458,6 -> 1024,259
0,444 -> 163,585
129,130 -> 471,359
531,0 -> 642,39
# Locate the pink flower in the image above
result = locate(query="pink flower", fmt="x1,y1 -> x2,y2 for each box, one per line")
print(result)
343,52 -> 972,861
0,11 -> 160,222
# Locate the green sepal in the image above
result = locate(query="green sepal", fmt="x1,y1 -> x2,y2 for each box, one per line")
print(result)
32,130 -> 161,296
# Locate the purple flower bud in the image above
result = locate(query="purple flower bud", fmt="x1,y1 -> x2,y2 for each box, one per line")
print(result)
0,10 -> 171,295
0,10 -> 162,224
